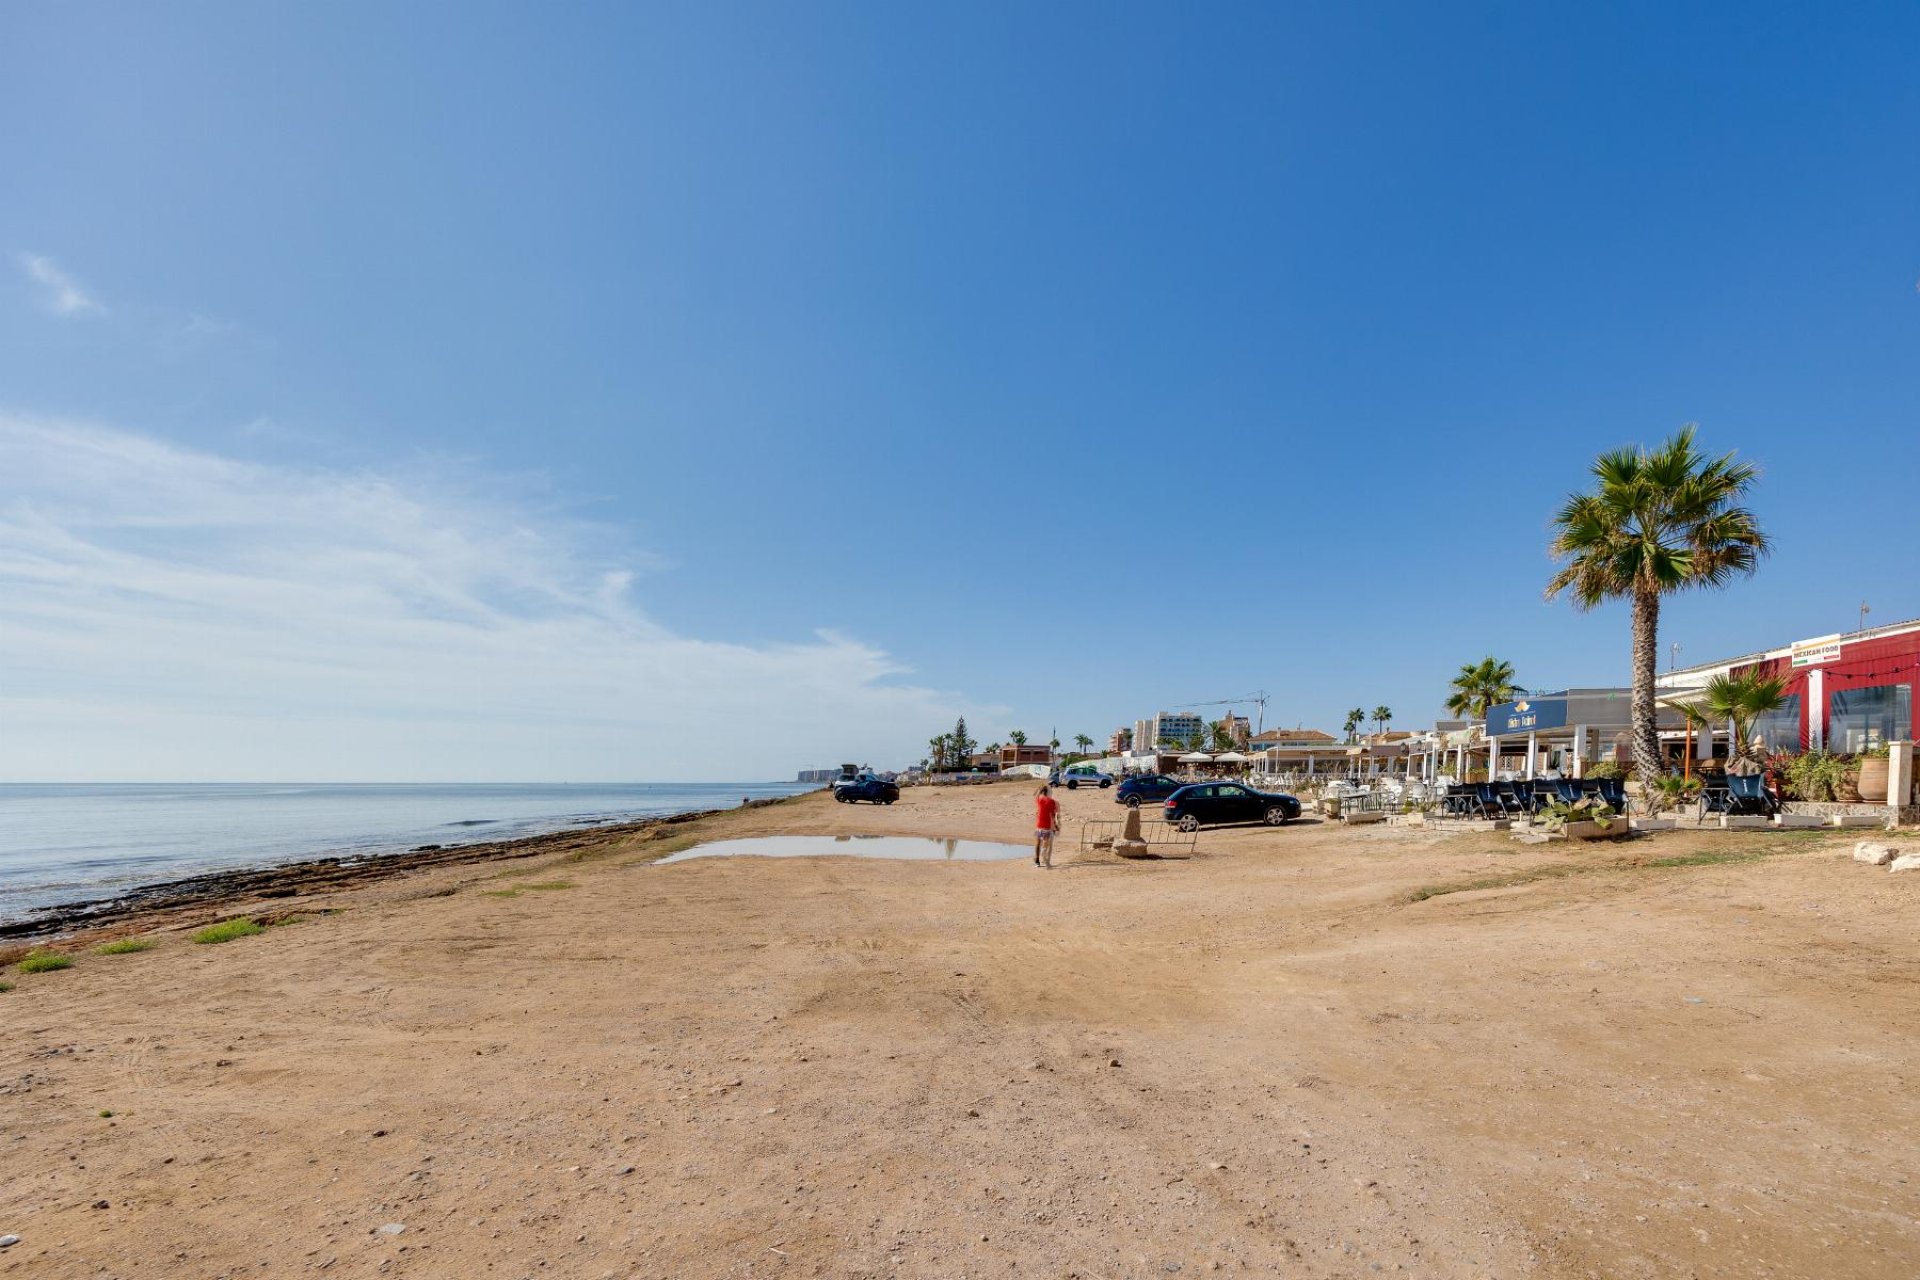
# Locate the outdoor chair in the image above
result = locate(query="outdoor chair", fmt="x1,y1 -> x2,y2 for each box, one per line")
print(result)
1726,772 -> 1779,818
1494,780 -> 1530,816
1472,782 -> 1505,818
1593,779 -> 1628,812
1694,779 -> 1733,823
1554,779 -> 1583,805
1440,783 -> 1472,817
1529,779 -> 1559,814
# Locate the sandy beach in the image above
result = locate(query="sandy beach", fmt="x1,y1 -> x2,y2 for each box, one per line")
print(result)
2,781 -> 1916,1278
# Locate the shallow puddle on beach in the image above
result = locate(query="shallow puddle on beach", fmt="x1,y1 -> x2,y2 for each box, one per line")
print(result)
655,835 -> 1026,864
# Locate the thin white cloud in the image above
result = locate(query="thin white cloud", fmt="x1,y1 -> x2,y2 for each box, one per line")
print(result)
18,253 -> 105,316
0,416 -> 999,781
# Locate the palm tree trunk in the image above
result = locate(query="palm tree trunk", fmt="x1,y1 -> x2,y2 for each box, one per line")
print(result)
1631,587 -> 1662,787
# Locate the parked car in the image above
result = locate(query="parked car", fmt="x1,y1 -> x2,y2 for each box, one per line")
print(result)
834,774 -> 899,805
1114,774 -> 1187,808
1163,782 -> 1300,831
1051,765 -> 1114,790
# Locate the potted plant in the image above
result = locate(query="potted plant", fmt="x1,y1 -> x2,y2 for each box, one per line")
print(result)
1541,795 -> 1618,838
1643,774 -> 1701,818
1857,745 -> 1891,803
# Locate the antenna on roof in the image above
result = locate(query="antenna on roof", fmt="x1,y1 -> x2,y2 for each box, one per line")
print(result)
1860,600 -> 1870,634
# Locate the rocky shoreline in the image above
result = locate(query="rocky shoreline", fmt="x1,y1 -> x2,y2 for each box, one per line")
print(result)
0,803 -> 739,944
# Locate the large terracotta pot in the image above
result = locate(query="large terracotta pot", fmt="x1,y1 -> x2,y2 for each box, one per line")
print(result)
1857,756 -> 1889,803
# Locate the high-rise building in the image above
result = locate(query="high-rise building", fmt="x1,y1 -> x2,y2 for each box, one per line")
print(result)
1107,727 -> 1133,754
1148,711 -> 1205,749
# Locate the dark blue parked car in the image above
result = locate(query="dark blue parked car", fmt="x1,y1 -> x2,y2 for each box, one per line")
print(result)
833,774 -> 899,805
1114,774 -> 1188,808
1164,782 -> 1300,831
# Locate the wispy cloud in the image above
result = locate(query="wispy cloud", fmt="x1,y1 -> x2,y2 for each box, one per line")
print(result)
18,253 -> 106,316
0,416 -> 998,781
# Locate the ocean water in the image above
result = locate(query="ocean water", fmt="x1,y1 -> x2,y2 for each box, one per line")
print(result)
0,782 -> 815,921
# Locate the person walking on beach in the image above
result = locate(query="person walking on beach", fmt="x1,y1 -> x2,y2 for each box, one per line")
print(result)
1034,783 -> 1060,869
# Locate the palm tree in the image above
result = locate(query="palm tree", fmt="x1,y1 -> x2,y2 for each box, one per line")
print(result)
928,734 -> 949,772
1208,720 -> 1236,753
1073,733 -> 1093,757
1664,670 -> 1789,773
1343,708 -> 1365,743
1547,426 -> 1768,785
1372,705 -> 1392,737
1446,657 -> 1519,720
1009,729 -> 1028,747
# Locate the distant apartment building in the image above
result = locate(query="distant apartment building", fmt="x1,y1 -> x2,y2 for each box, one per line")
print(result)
1146,711 -> 1206,748
1107,727 -> 1133,754
1225,715 -> 1251,748
1133,719 -> 1153,754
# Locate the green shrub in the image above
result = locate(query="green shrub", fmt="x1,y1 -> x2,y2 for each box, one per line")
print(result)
1583,761 -> 1625,781
18,952 -> 74,973
1780,750 -> 1851,802
96,939 -> 155,955
192,919 -> 265,945
0,981 -> 14,992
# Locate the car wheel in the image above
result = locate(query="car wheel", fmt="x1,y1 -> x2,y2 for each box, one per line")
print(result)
1177,814 -> 1201,833
1264,805 -> 1290,826
1126,796 -> 1142,809
1100,779 -> 1112,788
1067,780 -> 1078,790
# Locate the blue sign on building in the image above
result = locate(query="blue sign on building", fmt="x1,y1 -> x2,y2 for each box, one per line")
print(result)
1486,694 -> 1567,737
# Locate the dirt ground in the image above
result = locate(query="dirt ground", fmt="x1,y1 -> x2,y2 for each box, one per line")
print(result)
2,780 -> 1915,1279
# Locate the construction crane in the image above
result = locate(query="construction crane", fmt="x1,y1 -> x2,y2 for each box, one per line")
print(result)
1174,691 -> 1271,735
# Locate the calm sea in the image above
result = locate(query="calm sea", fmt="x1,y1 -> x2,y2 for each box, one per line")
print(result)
0,782 -> 816,921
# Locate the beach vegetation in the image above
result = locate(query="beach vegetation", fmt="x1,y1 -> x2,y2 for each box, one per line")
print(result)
1547,426 -> 1768,787
520,880 -> 576,891
18,951 -> 74,973
96,939 -> 156,955
1372,706 -> 1393,737
0,981 -> 12,992
1446,657 -> 1519,720
192,918 -> 266,945
100,1109 -> 114,1118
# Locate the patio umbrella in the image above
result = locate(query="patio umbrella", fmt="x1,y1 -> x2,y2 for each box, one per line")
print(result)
1213,751 -> 1249,763
1176,752 -> 1213,763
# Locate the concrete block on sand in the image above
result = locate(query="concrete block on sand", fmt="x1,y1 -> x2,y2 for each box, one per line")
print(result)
1342,809 -> 1388,825
1773,814 -> 1826,829
1829,814 -> 1882,828
1629,818 -> 1676,832
1719,815 -> 1771,830
1853,841 -> 1896,866
1891,854 -> 1920,873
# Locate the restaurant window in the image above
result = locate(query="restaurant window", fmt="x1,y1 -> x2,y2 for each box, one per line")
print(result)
1827,683 -> 1912,753
1751,694 -> 1802,752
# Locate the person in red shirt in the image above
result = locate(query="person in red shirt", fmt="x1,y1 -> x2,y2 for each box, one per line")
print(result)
1033,784 -> 1060,868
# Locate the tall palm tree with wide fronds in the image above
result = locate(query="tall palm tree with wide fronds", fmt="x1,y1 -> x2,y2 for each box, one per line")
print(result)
1547,425 -> 1768,786
1343,708 -> 1366,743
1446,657 -> 1518,721
1372,705 -> 1392,737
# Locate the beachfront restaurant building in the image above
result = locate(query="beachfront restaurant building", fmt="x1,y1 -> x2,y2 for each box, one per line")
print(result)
1431,690 -> 1692,781
1656,616 -> 1920,756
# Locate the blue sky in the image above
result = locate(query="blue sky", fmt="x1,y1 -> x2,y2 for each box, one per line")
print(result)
2,2 -> 1917,780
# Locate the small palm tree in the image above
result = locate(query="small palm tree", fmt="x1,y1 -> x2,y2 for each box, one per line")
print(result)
1343,708 -> 1365,743
928,734 -> 949,772
1664,670 -> 1789,772
1009,729 -> 1028,747
1372,705 -> 1392,737
1548,426 -> 1768,785
1074,733 -> 1093,756
1446,658 -> 1519,721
